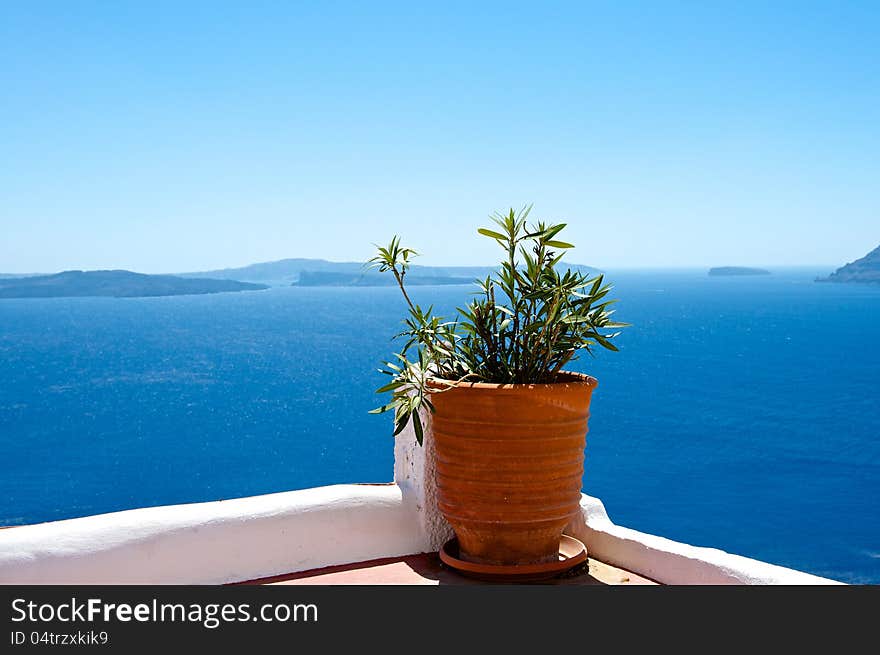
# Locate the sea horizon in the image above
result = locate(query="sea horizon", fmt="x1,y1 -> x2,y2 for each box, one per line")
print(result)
0,262 -> 856,279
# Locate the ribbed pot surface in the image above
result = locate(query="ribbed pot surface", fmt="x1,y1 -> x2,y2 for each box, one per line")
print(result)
430,372 -> 597,565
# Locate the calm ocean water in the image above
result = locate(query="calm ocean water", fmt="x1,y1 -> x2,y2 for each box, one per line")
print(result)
1,269 -> 878,583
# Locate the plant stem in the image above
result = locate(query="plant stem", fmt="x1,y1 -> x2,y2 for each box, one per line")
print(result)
392,265 -> 445,370
392,268 -> 416,313
509,228 -> 519,381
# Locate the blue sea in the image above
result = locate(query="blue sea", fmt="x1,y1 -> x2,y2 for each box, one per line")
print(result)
1,269 -> 878,583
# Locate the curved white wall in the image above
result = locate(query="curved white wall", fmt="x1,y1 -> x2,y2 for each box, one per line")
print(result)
0,484 -> 841,585
566,494 -> 841,585
0,484 -> 423,585
0,425 -> 843,585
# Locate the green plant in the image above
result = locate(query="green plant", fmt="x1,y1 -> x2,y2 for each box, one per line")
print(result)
369,205 -> 627,444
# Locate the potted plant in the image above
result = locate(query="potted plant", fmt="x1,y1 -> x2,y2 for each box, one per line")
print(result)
370,206 -> 626,569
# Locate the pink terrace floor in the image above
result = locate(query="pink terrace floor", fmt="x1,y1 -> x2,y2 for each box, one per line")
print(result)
237,553 -> 659,585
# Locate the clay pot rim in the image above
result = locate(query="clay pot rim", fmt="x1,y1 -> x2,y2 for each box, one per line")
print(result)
439,535 -> 588,580
427,370 -> 597,391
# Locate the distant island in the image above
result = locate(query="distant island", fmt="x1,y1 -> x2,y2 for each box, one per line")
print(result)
708,267 -> 771,276
180,258 -> 366,286
0,270 -> 269,299
816,245 -> 880,284
182,257 -> 602,287
0,258 -> 604,295
296,271 -> 473,287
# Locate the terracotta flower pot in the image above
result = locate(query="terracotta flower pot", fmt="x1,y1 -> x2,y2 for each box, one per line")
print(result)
430,371 -> 598,566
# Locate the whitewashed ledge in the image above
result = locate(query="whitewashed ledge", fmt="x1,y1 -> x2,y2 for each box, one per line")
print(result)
0,419 -> 841,585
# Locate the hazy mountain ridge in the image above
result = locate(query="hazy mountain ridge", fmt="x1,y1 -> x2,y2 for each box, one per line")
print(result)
817,245 -> 880,284
296,271 -> 473,287
0,270 -> 268,299
181,258 -> 602,286
0,258 -> 604,291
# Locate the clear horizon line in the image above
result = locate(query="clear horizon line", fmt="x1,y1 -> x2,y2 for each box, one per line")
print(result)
1,263 -> 846,277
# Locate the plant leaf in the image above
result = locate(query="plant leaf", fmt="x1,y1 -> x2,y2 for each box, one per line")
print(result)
413,413 -> 424,445
478,228 -> 507,240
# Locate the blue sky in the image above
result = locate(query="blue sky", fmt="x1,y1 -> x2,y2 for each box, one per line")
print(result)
1,1 -> 878,272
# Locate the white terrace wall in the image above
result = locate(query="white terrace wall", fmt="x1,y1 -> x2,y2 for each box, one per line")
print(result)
0,417 -> 841,585
0,485 -> 423,585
